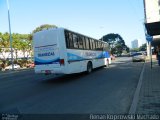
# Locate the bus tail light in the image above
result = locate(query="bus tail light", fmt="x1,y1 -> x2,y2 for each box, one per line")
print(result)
60,59 -> 65,65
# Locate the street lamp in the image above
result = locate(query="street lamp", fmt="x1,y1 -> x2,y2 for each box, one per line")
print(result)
6,0 -> 14,70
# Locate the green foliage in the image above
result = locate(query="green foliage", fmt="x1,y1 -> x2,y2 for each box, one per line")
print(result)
139,43 -> 146,51
130,48 -> 139,52
0,32 -> 10,48
122,50 -> 128,54
0,32 -> 33,68
17,59 -> 28,67
29,24 -> 57,40
101,33 -> 129,54
32,24 -> 57,34
0,24 -> 58,68
0,32 -> 10,67
130,43 -> 146,52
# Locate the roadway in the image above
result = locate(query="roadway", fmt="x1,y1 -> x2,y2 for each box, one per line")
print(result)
0,57 -> 144,115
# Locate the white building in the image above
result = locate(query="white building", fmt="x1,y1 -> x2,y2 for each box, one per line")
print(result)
138,39 -> 143,48
144,0 -> 160,23
0,48 -> 32,60
144,0 -> 160,56
131,40 -> 138,49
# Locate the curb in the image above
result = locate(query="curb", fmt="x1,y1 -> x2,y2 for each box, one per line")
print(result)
129,62 -> 145,114
0,68 -> 33,75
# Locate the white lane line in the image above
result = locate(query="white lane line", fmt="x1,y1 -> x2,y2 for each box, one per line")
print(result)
129,62 -> 145,114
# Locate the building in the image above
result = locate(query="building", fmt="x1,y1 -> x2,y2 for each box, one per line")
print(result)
138,39 -> 143,48
0,47 -> 32,60
144,0 -> 160,56
144,0 -> 160,23
131,40 -> 138,49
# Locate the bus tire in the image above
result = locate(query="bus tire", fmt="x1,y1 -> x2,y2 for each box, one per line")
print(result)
87,62 -> 92,74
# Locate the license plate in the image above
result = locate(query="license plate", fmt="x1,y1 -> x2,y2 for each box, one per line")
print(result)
45,70 -> 51,74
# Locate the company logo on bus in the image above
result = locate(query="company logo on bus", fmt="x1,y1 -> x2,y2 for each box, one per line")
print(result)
38,52 -> 55,57
85,52 -> 96,56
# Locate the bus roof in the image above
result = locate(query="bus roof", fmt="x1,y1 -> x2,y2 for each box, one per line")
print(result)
34,27 -> 108,44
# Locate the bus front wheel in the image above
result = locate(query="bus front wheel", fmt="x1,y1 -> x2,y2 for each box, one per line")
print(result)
87,62 -> 92,74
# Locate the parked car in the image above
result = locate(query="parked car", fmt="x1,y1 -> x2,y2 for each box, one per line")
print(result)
132,52 -> 146,62
111,54 -> 116,60
26,63 -> 35,68
5,64 -> 21,70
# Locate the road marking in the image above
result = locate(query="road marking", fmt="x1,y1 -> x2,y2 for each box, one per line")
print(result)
129,62 -> 145,114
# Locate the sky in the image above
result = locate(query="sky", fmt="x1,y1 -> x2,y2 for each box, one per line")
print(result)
0,0 -> 146,47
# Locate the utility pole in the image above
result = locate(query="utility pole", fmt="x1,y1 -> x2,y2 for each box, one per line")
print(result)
6,0 -> 14,70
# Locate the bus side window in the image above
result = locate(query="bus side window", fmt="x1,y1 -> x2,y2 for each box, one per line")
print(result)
85,38 -> 90,50
95,41 -> 98,50
101,43 -> 104,51
89,38 -> 93,50
98,42 -> 102,50
92,39 -> 95,50
73,34 -> 79,49
97,41 -> 100,50
78,36 -> 83,49
82,37 -> 86,49
68,32 -> 74,48
65,30 -> 70,48
104,44 -> 106,51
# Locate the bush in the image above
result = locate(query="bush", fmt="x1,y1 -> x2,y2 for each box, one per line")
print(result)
17,59 -> 28,67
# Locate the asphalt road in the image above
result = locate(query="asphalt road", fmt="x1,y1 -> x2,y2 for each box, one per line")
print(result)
0,57 -> 144,115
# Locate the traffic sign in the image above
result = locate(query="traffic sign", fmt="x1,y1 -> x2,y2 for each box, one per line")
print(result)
146,34 -> 153,42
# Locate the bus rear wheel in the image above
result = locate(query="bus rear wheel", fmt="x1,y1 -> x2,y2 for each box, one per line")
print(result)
87,62 -> 92,74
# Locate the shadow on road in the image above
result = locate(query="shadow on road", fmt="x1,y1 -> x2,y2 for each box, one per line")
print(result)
41,66 -> 107,84
42,73 -> 87,84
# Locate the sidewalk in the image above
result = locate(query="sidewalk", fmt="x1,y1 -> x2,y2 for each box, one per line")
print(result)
136,60 -> 160,114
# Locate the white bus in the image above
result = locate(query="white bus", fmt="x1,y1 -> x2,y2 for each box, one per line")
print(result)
33,28 -> 110,75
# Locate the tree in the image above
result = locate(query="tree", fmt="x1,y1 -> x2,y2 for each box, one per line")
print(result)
0,32 -> 10,48
0,32 -> 33,68
0,32 -> 10,68
139,43 -> 146,51
101,33 -> 128,55
29,24 -> 57,41
130,48 -> 139,52
12,34 -> 32,59
32,24 -> 57,34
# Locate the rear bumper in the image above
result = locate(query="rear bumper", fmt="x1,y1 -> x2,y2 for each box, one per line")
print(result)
35,69 -> 64,74
132,58 -> 145,61
34,65 -> 67,74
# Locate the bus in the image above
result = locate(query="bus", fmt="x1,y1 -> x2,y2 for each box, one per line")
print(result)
33,28 -> 111,75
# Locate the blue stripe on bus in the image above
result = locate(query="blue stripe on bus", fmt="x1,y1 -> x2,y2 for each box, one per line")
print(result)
67,53 -> 84,61
35,57 -> 60,65
67,52 -> 105,61
97,52 -> 104,58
